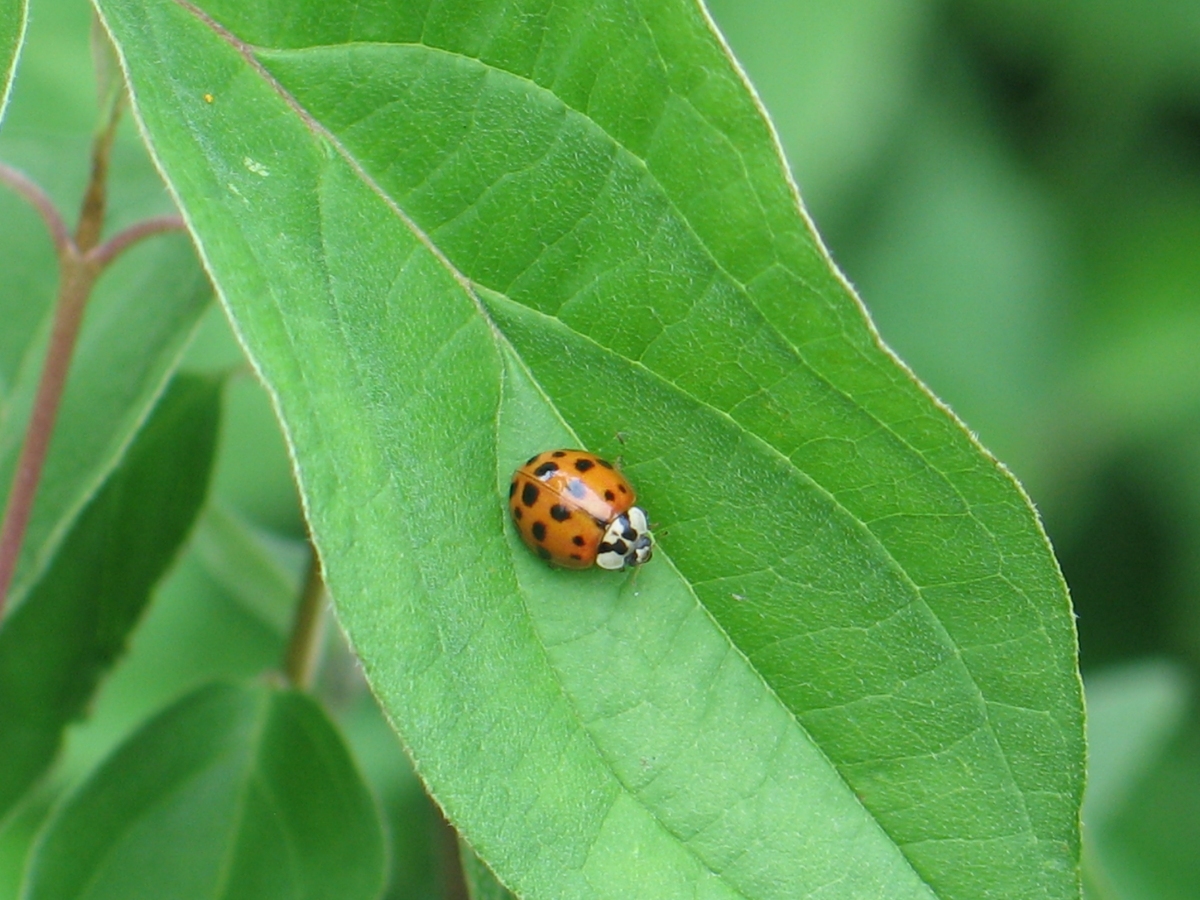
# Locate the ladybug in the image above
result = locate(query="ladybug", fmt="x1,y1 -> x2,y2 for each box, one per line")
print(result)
508,449 -> 653,570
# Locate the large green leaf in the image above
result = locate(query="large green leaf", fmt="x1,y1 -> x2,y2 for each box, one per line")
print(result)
0,0 -> 23,125
97,0 -> 1084,897
0,373 -> 221,819
22,682 -> 385,900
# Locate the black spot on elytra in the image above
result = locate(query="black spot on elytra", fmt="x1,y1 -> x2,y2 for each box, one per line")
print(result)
514,507 -> 523,520
534,461 -> 559,479
617,484 -> 627,494
508,481 -> 517,498
525,453 -> 540,466
521,483 -> 539,507
604,490 -> 615,502
570,553 -> 582,561
552,450 -> 567,458
597,458 -> 613,469
537,546 -> 552,560
566,478 -> 587,498
550,504 -> 571,522
574,458 -> 595,473
532,521 -> 547,542
572,535 -> 585,547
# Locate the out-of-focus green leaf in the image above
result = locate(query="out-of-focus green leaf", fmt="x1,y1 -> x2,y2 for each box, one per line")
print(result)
460,842 -> 515,900
52,494 -> 306,788
1095,717 -> 1200,900
0,0 -> 24,124
1082,660 -> 1197,900
97,0 -> 1084,897
179,307 -> 307,534
0,788 -> 49,900
90,12 -> 125,120
335,687 -> 440,900
1058,204 -> 1200,453
0,0 -> 92,140
53,530 -> 291,790
1084,659 -> 1190,826
208,375 -> 307,535
0,373 -> 221,819
190,501 -> 301,634
1041,202 -> 1200,665
834,96 -> 1068,475
959,0 -> 1200,89
23,682 -> 385,900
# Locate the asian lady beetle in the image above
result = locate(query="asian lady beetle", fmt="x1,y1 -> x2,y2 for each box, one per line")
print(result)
508,449 -> 653,570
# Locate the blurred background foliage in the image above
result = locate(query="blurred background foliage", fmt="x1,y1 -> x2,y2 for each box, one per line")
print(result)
0,0 -> 1196,897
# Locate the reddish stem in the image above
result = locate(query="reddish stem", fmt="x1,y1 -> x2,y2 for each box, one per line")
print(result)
0,108 -> 188,614
88,215 -> 186,269
0,258 -> 98,609
0,163 -> 72,258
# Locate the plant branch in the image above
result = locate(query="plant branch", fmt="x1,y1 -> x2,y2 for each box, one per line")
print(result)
0,163 -> 72,258
75,90 -> 124,253
0,262 -> 98,610
283,548 -> 326,689
0,98 -> 128,615
88,215 -> 187,270
0,62 -> 193,616
0,207 -> 189,618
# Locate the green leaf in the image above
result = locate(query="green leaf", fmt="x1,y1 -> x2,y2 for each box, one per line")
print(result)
1081,661 -> 1195,900
190,501 -> 302,635
336,688 -> 441,900
48,510 -> 298,788
1084,660 -> 1190,828
97,1 -> 1084,897
1091,716 -> 1200,900
460,842 -> 516,900
0,787 -> 50,900
0,0 -> 24,127
0,373 -> 221,819
22,682 -> 386,900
